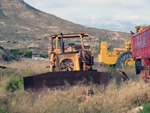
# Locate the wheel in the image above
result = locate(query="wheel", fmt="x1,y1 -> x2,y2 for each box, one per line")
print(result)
135,60 -> 142,74
116,51 -> 134,68
135,60 -> 147,75
60,58 -> 74,71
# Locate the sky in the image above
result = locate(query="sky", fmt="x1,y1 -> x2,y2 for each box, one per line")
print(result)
24,0 -> 150,30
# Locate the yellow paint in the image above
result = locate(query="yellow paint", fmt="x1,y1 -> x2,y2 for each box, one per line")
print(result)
49,33 -> 93,72
58,53 -> 80,71
124,58 -> 134,67
135,25 -> 147,33
98,40 -> 133,65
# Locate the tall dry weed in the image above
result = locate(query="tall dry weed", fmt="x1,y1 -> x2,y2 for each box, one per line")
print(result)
1,58 -> 49,74
2,77 -> 149,113
1,60 -> 150,113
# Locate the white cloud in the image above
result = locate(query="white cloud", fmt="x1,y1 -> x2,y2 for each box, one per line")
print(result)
114,15 -> 140,21
78,0 -> 145,8
24,0 -> 150,25
26,0 -> 148,9
113,15 -> 150,25
35,1 -> 48,8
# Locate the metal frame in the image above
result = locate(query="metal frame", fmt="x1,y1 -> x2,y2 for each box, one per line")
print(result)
48,33 -> 92,72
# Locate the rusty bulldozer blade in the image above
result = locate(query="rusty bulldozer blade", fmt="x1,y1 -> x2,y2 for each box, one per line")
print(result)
0,66 -> 8,69
23,70 -> 110,91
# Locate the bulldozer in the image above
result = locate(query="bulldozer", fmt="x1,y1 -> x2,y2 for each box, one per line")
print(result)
98,40 -> 134,68
23,33 -> 111,91
49,33 -> 93,72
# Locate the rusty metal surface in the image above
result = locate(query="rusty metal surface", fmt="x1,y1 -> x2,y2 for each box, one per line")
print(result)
131,25 -> 150,67
23,71 -> 111,91
48,33 -> 92,72
0,66 -> 8,69
50,33 -> 89,39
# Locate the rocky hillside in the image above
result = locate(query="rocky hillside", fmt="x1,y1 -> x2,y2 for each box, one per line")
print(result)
0,0 -> 130,56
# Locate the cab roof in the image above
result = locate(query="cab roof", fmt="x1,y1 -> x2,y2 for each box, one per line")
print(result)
49,33 -> 89,39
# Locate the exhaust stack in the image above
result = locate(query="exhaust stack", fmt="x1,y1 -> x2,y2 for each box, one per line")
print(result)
60,33 -> 64,53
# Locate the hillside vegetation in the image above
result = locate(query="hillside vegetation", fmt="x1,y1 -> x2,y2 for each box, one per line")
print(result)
0,0 -> 130,57
0,48 -> 18,62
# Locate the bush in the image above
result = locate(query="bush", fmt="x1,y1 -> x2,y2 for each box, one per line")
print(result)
5,71 -> 32,92
39,54 -> 48,58
138,103 -> 150,113
6,78 -> 19,92
0,49 -> 18,62
0,107 -> 7,113
17,74 -> 23,84
7,41 -> 11,43
23,71 -> 32,77
13,41 -> 18,44
9,49 -> 22,56
24,51 -> 32,58
0,46 -> 4,50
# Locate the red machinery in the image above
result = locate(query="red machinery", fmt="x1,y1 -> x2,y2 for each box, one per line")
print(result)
131,25 -> 150,81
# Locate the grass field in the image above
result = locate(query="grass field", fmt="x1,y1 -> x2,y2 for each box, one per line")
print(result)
0,59 -> 150,113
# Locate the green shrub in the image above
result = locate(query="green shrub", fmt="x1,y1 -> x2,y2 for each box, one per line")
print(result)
17,74 -> 23,84
138,103 -> 150,113
106,65 -> 116,72
24,51 -> 32,58
33,53 -> 38,55
5,72 -> 30,92
23,71 -> 32,77
39,54 -> 48,58
0,107 -> 7,113
6,78 -> 19,92
0,46 -> 4,49
7,41 -> 11,43
5,71 -> 32,92
28,47 -> 35,49
13,41 -> 17,43
9,49 -> 22,56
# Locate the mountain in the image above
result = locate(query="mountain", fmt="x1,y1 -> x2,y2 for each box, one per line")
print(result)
70,18 -> 136,32
0,0 -> 130,56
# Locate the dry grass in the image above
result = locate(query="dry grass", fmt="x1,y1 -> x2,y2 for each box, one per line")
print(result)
1,59 -> 150,113
1,77 -> 150,113
1,58 -> 49,74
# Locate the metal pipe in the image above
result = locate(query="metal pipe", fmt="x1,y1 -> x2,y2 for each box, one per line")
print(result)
82,51 -> 86,70
60,33 -> 64,53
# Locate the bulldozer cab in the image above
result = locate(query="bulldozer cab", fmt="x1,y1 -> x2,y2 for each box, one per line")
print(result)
49,33 -> 93,72
135,25 -> 147,33
49,33 -> 91,53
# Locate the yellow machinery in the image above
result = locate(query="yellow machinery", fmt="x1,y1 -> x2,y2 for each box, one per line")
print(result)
49,33 -> 94,72
98,25 -> 148,68
98,40 -> 134,67
23,33 -> 111,90
135,25 -> 147,33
